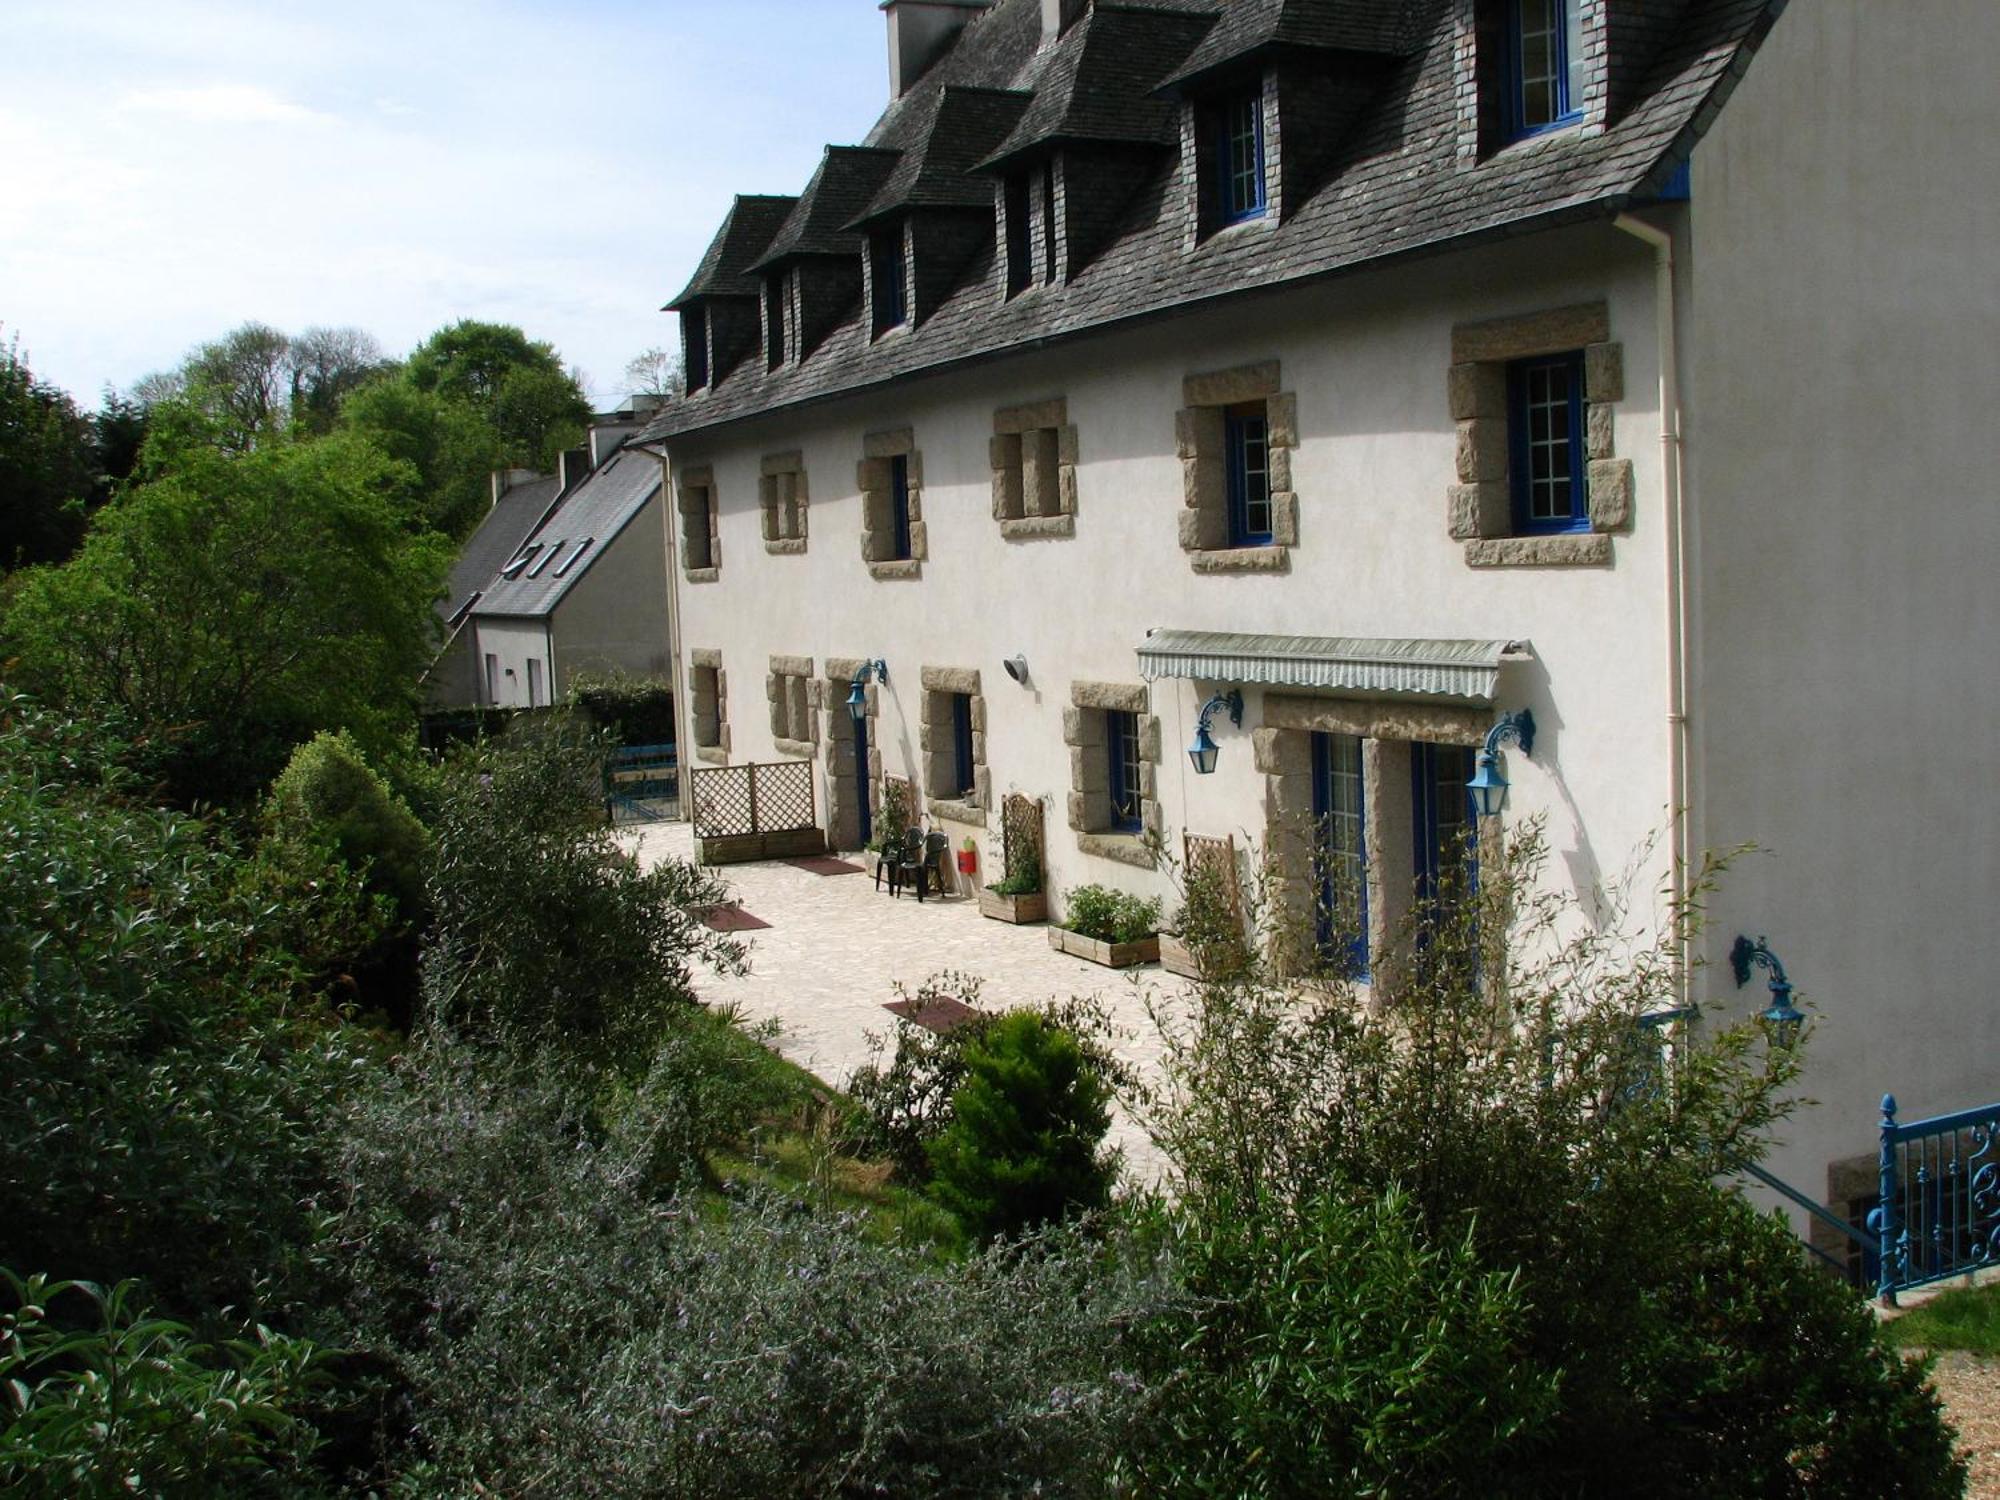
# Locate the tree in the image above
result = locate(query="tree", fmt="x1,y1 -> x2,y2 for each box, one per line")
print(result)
287,326 -> 389,435
0,335 -> 99,569
2,431 -> 450,805
621,346 -> 683,400
403,320 -> 590,470
339,376 -> 506,539
180,321 -> 293,450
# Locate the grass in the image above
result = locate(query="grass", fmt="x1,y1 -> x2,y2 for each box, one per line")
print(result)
1887,1280 -> 2000,1356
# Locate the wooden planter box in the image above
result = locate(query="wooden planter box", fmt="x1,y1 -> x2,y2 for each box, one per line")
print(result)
1047,926 -> 1159,969
979,887 -> 1049,925
1159,931 -> 1201,979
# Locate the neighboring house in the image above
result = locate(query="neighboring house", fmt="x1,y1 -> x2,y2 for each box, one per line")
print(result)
635,0 -> 2000,1235
425,468 -> 566,709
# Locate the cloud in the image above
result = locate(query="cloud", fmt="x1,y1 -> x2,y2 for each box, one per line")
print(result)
119,84 -> 333,126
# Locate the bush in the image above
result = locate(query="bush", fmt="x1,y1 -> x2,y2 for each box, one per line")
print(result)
264,730 -> 430,922
926,1010 -> 1117,1242
1062,883 -> 1159,944
988,843 -> 1042,896
0,1271 -> 332,1498
569,672 -> 677,747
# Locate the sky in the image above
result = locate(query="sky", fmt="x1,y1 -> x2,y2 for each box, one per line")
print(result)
0,0 -> 893,411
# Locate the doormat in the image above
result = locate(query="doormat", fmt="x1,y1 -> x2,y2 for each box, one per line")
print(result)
787,855 -> 866,877
883,995 -> 981,1034
695,904 -> 771,932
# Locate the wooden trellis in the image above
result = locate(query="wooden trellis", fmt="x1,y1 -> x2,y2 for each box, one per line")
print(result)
1183,831 -> 1242,918
1000,793 -> 1045,885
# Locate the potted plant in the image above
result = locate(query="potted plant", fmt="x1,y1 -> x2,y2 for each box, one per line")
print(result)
1159,858 -> 1252,980
1048,883 -> 1161,968
978,845 -> 1048,925
956,836 -> 978,875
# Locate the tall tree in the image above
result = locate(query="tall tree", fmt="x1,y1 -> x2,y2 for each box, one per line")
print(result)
288,325 -> 390,435
180,321 -> 294,450
0,334 -> 100,569
622,346 -> 683,400
403,320 -> 591,470
340,375 -> 507,539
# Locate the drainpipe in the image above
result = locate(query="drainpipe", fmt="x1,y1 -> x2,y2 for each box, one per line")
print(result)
648,449 -> 688,819
1614,212 -> 1690,1003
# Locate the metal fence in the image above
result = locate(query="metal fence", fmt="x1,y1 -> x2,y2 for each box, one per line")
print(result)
690,760 -> 817,839
1875,1096 -> 2000,1303
604,742 -> 679,824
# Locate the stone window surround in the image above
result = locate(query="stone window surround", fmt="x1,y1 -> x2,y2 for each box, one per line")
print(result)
689,648 -> 730,766
822,655 -> 882,851
991,397 -> 1079,540
920,666 -> 990,825
1176,359 -> 1300,575
759,450 -> 809,553
1064,680 -> 1162,868
767,654 -> 819,759
1447,301 -> 1633,568
857,428 -> 927,580
677,465 -> 720,582
1254,692 -> 1500,984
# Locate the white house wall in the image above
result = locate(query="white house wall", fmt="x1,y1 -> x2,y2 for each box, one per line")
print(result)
671,223 -> 1675,936
1687,0 -> 2000,1208
551,495 -> 673,691
471,618 -> 553,709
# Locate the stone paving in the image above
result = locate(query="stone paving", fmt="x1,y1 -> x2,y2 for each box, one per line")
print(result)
625,821 -> 1192,1183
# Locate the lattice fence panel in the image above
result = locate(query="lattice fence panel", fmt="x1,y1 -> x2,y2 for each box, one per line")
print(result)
690,765 -> 754,838
753,760 -> 817,832
1184,831 -> 1242,918
1001,793 -> 1045,884
881,775 -> 914,833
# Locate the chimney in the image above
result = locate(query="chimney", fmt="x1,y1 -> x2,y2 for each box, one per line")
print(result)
587,419 -> 641,469
884,0 -> 991,99
1040,0 -> 1086,44
558,446 -> 592,494
490,466 -> 540,509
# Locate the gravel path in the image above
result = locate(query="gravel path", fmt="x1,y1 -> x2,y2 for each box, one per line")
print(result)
1930,1354 -> 2000,1498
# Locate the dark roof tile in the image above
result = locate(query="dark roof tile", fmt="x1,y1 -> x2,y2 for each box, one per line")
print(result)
667,195 -> 797,308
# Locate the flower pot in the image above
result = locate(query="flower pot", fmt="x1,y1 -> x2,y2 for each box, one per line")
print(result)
1047,926 -> 1160,969
978,887 -> 1049,925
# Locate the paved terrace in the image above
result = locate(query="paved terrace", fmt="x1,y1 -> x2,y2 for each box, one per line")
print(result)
626,821 -> 1192,1184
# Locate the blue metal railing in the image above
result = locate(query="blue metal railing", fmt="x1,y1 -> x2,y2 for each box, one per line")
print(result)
604,742 -> 679,823
1874,1095 -> 2000,1306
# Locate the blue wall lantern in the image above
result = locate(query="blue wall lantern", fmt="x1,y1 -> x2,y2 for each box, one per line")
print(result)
1729,933 -> 1804,1047
1466,709 -> 1535,818
847,659 -> 888,724
1187,689 -> 1244,775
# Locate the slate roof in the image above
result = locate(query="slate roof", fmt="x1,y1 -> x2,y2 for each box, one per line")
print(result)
1158,0 -> 1417,92
854,86 -> 1032,223
441,475 -> 562,624
667,195 -> 797,309
750,148 -> 903,270
473,445 -> 662,619
647,0 -> 1785,445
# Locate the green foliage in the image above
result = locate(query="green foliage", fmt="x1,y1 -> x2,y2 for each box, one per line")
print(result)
0,1272 -> 331,1498
1131,1188 -> 1555,1498
0,333 -> 100,569
1168,852 -> 1251,978
3,431 -> 450,805
926,1010 -> 1116,1242
421,716 -> 746,1079
264,730 -> 431,922
1889,1281 -> 2000,1357
569,671 -> 677,746
337,374 -> 506,539
0,693 -> 369,1321
989,843 -> 1042,896
1136,829 -> 1967,1498
402,319 -> 590,471
1062,882 -> 1160,944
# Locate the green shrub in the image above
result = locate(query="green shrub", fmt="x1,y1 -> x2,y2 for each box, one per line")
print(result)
0,1271 -> 331,1497
988,844 -> 1042,896
568,671 -> 676,747
1062,883 -> 1159,944
926,1010 -> 1117,1242
264,729 -> 430,921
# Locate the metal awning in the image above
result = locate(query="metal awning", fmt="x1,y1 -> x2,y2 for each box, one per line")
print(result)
1136,630 -> 1527,703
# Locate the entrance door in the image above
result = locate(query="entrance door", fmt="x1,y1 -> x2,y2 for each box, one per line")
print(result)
854,713 -> 872,848
1411,742 -> 1478,925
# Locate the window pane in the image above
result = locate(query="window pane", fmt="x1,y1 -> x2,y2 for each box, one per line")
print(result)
1108,710 -> 1142,829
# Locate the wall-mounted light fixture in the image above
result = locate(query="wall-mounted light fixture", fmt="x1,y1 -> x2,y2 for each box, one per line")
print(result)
1466,709 -> 1535,818
1187,689 -> 1243,775
1003,654 -> 1030,685
847,658 -> 888,724
1729,933 -> 1804,1047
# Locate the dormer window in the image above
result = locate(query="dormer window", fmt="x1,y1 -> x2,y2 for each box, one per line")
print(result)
764,275 -> 788,370
1002,163 -> 1060,298
684,307 -> 709,391
1510,0 -> 1583,135
870,228 -> 908,336
1216,89 -> 1266,224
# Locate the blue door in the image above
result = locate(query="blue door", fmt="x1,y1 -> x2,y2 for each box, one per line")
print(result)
855,714 -> 873,847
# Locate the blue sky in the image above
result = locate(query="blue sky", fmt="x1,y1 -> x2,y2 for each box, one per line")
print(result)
0,1 -> 891,409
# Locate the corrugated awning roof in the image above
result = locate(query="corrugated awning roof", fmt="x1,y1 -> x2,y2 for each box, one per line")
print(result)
1136,630 -> 1526,702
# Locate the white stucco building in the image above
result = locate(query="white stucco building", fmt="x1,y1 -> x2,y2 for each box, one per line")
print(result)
635,0 -> 2000,1232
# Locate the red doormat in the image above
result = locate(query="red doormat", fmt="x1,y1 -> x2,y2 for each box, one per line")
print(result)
787,856 -> 867,877
695,904 -> 771,932
883,995 -> 981,1034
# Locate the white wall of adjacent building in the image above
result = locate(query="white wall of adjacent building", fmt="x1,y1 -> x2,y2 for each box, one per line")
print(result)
473,619 -> 553,709
1686,0 -> 2000,1210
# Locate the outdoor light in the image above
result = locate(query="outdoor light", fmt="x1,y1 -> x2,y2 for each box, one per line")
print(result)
1186,689 -> 1243,776
1466,709 -> 1536,818
1730,934 -> 1804,1047
847,658 -> 888,725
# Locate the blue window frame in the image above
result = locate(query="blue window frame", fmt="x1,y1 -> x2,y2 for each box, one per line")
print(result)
1107,710 -> 1142,833
889,454 -> 912,560
871,229 -> 907,335
950,692 -> 975,798
1312,731 -> 1368,977
1214,88 -> 1266,225
1509,353 -> 1587,533
1412,742 -> 1478,922
1509,0 -> 1584,137
1224,402 -> 1272,546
